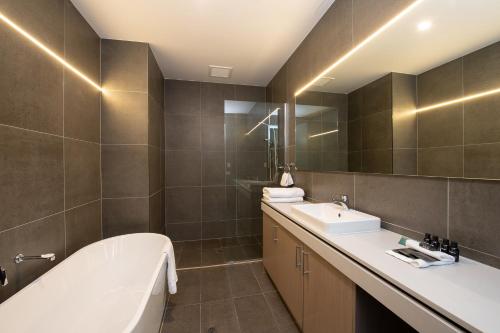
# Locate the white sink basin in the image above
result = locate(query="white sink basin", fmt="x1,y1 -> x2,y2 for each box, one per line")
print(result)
290,203 -> 381,234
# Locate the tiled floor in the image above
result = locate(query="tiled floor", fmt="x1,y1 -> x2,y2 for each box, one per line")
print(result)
173,236 -> 263,269
161,262 -> 300,333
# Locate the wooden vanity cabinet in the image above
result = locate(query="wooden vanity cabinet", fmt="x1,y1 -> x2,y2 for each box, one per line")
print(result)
263,213 -> 304,328
302,246 -> 355,333
263,213 -> 355,333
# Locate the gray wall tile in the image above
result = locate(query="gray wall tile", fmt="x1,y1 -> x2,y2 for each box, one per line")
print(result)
417,146 -> 463,178
449,179 -> 500,259
102,145 -> 149,197
148,47 -> 164,106
101,39 -> 148,92
464,143 -> 500,179
0,213 -> 65,302
165,114 -> 201,150
166,187 -> 201,224
102,198 -> 149,238
101,91 -> 148,144
0,127 -> 64,231
64,139 -> 101,209
65,200 -> 101,255
149,146 -> 162,194
165,80 -> 201,115
148,96 -> 163,148
165,150 -> 201,187
202,187 -> 237,222
149,191 -> 164,234
0,10 -> 63,134
311,172 -> 354,203
355,174 -> 448,236
167,223 -> 202,241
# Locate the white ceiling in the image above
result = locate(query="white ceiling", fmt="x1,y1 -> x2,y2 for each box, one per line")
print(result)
71,0 -> 335,86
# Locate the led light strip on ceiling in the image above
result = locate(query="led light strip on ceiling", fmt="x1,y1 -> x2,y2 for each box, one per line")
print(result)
295,0 -> 424,97
245,108 -> 280,136
0,11 -> 104,93
309,129 -> 338,139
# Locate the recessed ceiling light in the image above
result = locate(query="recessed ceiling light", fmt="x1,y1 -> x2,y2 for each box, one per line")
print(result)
209,65 -> 233,78
417,20 -> 432,31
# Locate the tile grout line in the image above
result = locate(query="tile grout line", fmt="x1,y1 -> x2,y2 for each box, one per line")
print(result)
99,37 -> 104,240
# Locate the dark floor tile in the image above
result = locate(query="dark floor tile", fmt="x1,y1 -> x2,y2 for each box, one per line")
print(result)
169,270 -> 201,306
201,299 -> 241,333
264,292 -> 300,332
162,304 -> 201,333
226,264 -> 261,298
250,262 -> 275,293
201,239 -> 225,266
177,241 -> 202,269
201,267 -> 231,303
233,294 -> 278,333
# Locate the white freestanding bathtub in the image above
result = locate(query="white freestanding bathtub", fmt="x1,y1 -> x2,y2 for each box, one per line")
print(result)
0,233 -> 171,333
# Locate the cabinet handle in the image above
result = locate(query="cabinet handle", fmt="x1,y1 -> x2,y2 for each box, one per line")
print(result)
303,251 -> 310,275
295,246 -> 302,268
273,226 -> 278,242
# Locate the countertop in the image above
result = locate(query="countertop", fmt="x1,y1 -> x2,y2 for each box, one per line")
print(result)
263,201 -> 500,333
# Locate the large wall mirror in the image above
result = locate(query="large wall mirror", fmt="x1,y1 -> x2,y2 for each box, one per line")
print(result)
295,0 -> 500,179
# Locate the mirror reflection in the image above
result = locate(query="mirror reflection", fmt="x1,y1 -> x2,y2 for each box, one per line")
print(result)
295,0 -> 500,179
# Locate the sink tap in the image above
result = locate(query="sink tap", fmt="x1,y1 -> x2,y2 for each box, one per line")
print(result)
0,266 -> 7,287
332,194 -> 349,210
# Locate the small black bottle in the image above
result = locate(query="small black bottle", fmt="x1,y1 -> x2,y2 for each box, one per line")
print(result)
430,235 -> 440,251
441,239 -> 450,254
420,233 -> 432,249
449,241 -> 460,262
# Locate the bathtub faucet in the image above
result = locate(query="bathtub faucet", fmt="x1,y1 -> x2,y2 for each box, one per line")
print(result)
0,266 -> 7,287
14,253 -> 56,264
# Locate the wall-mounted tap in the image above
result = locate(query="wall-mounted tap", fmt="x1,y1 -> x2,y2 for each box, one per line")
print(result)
14,253 -> 55,264
0,266 -> 7,287
332,194 -> 349,210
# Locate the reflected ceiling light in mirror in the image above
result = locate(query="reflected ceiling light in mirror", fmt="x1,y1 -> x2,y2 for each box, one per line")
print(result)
309,129 -> 338,139
245,108 -> 280,136
0,11 -> 104,93
417,20 -> 432,31
294,0 -> 424,97
415,86 -> 500,113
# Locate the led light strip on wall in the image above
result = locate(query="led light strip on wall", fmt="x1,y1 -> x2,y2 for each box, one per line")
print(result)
295,0 -> 424,97
309,129 -> 338,139
415,87 -> 500,113
0,11 -> 104,93
245,108 -> 280,136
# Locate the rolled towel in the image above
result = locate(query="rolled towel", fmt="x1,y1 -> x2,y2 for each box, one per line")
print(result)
263,194 -> 304,203
263,187 -> 305,198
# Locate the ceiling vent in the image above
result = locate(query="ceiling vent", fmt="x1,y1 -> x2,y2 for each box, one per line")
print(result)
312,76 -> 335,87
209,65 -> 233,78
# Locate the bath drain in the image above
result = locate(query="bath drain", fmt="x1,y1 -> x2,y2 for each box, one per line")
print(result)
208,327 -> 216,333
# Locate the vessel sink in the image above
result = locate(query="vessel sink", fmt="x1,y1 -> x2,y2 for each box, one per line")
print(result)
290,203 -> 381,234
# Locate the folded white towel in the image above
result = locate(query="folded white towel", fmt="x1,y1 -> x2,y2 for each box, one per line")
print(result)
165,238 -> 178,294
280,172 -> 294,187
385,250 -> 454,268
263,194 -> 303,203
263,187 -> 305,198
